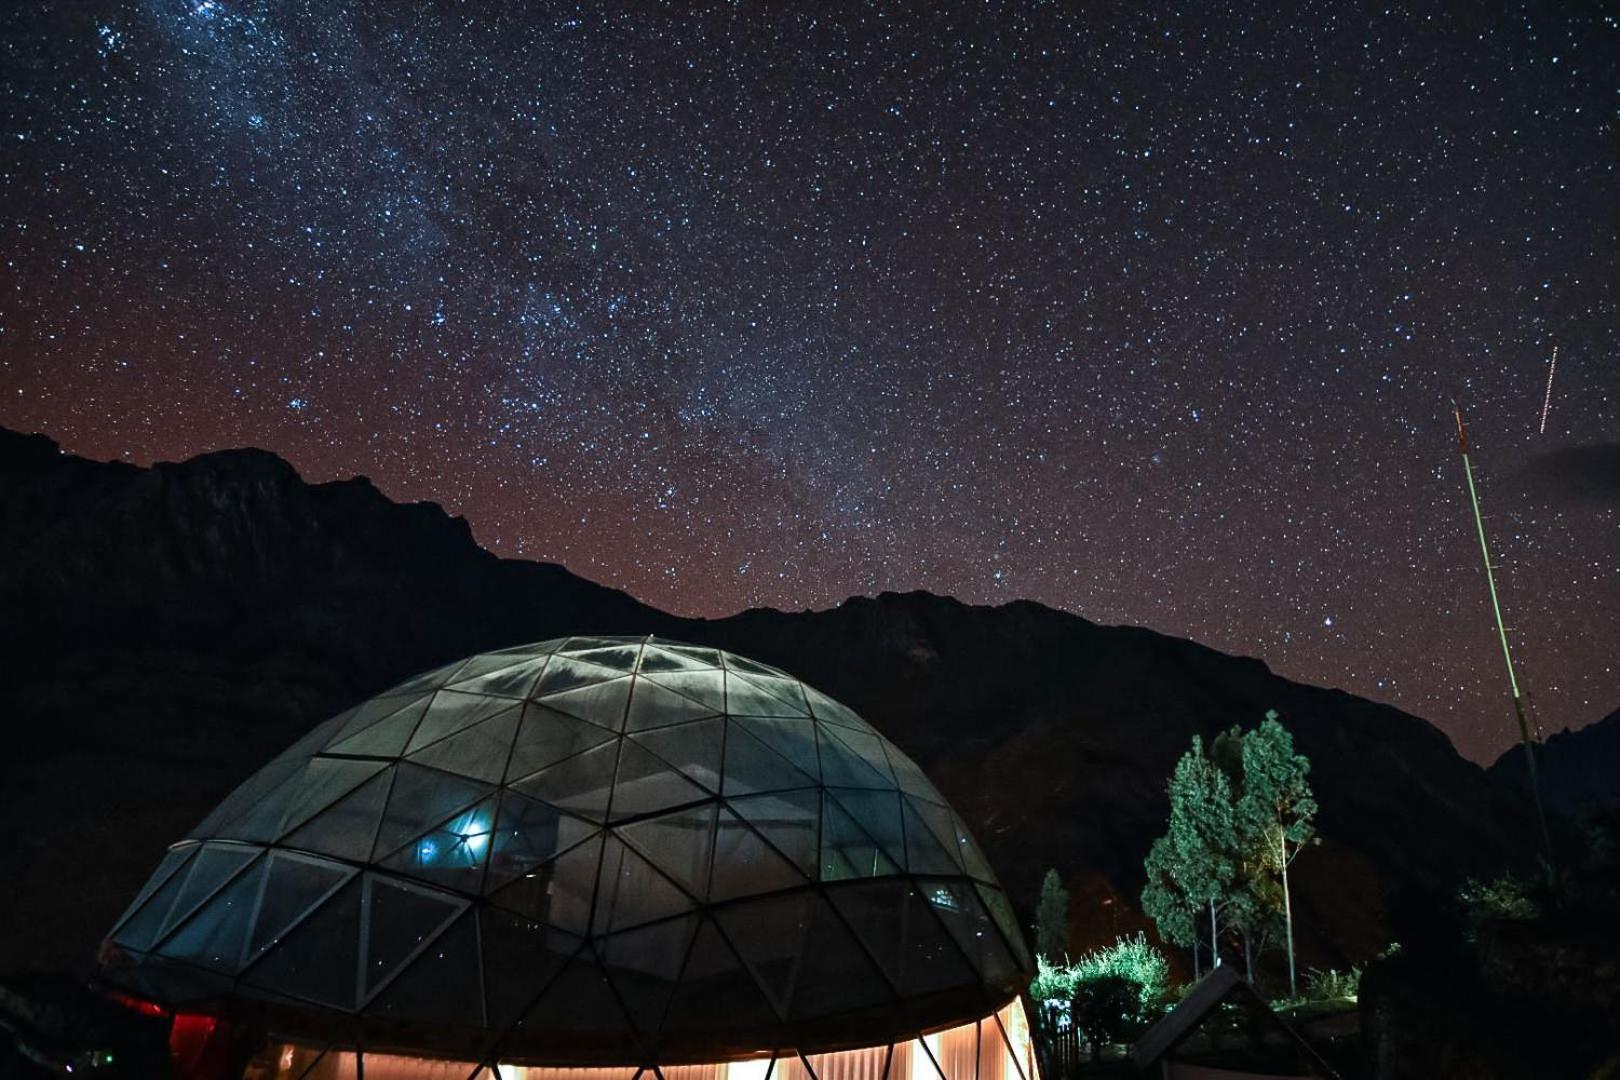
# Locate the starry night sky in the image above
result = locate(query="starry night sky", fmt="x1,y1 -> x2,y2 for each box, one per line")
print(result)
3,2 -> 1616,762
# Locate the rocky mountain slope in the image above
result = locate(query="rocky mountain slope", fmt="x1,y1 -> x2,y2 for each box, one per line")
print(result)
0,428 -> 1552,974
1491,708 -> 1620,817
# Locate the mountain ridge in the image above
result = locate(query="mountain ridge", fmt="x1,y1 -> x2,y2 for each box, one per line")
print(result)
0,427 -> 1552,975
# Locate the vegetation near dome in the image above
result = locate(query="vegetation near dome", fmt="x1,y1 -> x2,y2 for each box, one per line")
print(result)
101,636 -> 1032,1063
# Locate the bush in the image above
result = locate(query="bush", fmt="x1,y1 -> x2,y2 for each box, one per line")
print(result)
1072,932 -> 1171,1016
1030,934 -> 1170,1045
1303,966 -> 1360,1002
1458,874 -> 1541,940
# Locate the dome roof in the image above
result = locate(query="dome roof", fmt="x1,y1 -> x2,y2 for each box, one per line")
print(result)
103,636 -> 1032,1063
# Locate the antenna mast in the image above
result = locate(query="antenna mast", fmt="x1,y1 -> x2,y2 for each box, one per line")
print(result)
1452,404 -> 1555,875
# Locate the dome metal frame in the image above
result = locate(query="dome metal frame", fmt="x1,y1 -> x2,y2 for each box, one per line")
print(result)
102,636 -> 1033,1065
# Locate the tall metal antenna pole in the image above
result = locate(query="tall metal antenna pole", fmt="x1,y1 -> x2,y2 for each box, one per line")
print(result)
1453,404 -> 1556,877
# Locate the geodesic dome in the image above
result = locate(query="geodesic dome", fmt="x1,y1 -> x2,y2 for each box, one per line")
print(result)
102,636 -> 1034,1069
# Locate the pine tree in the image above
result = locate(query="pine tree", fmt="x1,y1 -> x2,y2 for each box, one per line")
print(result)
1142,736 -> 1238,974
1236,710 -> 1317,997
1035,868 -> 1069,964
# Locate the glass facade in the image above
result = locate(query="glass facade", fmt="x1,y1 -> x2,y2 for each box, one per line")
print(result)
241,1001 -> 1037,1080
104,637 -> 1033,1066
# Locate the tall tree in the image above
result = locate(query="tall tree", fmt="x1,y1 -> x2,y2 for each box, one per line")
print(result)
1142,736 -> 1238,973
1236,710 -> 1317,997
1035,868 -> 1069,964
1142,835 -> 1200,977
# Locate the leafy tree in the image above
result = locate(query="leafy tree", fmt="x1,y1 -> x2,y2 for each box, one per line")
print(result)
1142,736 -> 1238,973
1235,711 -> 1317,997
1035,868 -> 1069,964
1142,835 -> 1201,976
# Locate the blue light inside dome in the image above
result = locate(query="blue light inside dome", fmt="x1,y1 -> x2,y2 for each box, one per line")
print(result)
450,810 -> 491,860
418,839 -> 439,863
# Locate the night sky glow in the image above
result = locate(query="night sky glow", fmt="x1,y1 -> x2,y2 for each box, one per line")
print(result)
3,3 -> 1616,761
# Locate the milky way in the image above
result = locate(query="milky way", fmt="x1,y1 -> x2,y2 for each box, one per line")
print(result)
3,2 -> 1616,761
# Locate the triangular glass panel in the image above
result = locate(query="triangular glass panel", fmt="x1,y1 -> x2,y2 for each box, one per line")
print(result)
824,725 -> 896,785
484,790 -> 597,894
608,741 -> 709,820
616,803 -> 715,901
821,792 -> 902,880
731,717 -> 821,785
452,657 -> 550,699
111,843 -> 197,937
111,850 -> 198,952
725,790 -> 820,878
710,809 -> 807,901
487,833 -> 601,937
834,788 -> 908,868
487,637 -> 568,657
721,653 -> 792,680
159,856 -> 268,972
732,671 -> 809,715
903,797 -> 965,875
325,699 -> 430,758
817,727 -> 893,790
661,644 -> 723,667
533,656 -> 624,697
517,942 -> 633,1035
899,884 -> 980,996
194,755 -> 303,839
827,880 -> 910,992
281,770 -> 393,862
328,693 -> 434,746
568,645 -> 643,672
724,673 -> 806,718
365,909 -> 484,1027
361,874 -> 467,999
721,721 -> 819,797
714,892 -> 813,1018
561,635 -> 637,652
787,893 -> 892,1020
479,908 -> 580,1029
629,717 -> 724,792
407,691 -> 520,754
245,877 -> 362,1010
370,763 -> 492,860
509,741 -> 619,822
158,843 -> 260,941
408,705 -> 520,783
506,704 -> 617,781
624,679 -> 721,732
593,836 -> 697,934
247,853 -> 354,962
976,884 -> 1032,971
801,684 -> 872,733
277,758 -> 390,839
212,764 -> 306,848
597,914 -> 700,1035
663,917 -> 780,1031
537,676 -> 634,731
956,816 -> 999,883
381,656 -> 474,697
920,880 -> 1018,984
636,645 -> 715,674
889,752 -> 947,805
377,797 -> 497,894
638,670 -> 727,713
